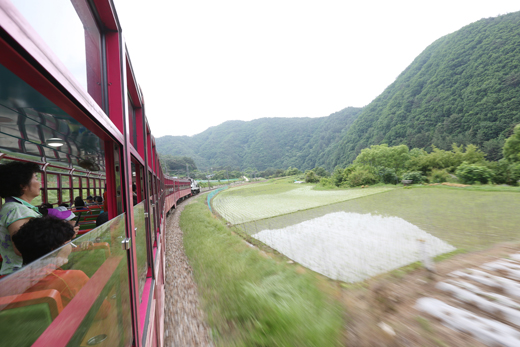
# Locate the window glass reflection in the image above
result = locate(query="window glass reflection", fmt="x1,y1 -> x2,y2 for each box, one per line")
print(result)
11,0 -> 104,108
0,213 -> 132,347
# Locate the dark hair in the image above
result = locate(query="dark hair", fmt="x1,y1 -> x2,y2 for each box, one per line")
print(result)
86,195 -> 93,200
59,203 -> 69,208
132,183 -> 137,192
74,196 -> 85,207
12,217 -> 75,265
96,211 -> 109,227
0,162 -> 41,197
94,196 -> 103,203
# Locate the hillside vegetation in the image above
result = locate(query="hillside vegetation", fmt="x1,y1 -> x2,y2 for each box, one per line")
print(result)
157,107 -> 362,171
331,11 -> 520,166
158,11 -> 520,172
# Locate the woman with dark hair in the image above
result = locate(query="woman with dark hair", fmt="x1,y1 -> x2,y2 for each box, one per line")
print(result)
73,196 -> 88,210
0,161 -> 43,275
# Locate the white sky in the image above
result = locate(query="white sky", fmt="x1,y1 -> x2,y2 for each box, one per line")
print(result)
113,0 -> 520,137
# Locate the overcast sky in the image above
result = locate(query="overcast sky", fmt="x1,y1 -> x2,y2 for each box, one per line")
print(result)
113,0 -> 520,138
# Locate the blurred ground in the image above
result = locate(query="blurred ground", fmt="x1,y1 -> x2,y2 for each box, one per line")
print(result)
342,242 -> 520,346
163,199 -> 213,347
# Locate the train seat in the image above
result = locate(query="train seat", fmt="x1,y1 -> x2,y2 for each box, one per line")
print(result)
0,289 -> 63,347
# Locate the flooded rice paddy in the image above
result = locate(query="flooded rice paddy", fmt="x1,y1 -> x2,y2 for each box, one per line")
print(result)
252,212 -> 456,282
217,184 -> 520,281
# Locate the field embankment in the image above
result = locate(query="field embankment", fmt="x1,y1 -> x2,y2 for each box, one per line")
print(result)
180,196 -> 344,347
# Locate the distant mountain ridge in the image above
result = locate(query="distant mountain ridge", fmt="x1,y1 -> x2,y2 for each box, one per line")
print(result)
158,11 -> 520,171
156,107 -> 362,171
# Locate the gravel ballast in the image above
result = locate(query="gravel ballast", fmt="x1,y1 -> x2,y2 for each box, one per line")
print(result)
164,199 -> 213,347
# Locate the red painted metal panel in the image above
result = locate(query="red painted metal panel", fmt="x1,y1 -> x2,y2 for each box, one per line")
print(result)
92,0 -> 118,31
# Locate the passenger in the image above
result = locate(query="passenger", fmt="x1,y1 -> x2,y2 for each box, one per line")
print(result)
39,204 -> 80,235
73,196 -> 88,210
85,195 -> 95,206
94,196 -> 102,205
96,211 -> 109,227
58,203 -> 69,209
12,217 -> 111,317
0,162 -> 42,275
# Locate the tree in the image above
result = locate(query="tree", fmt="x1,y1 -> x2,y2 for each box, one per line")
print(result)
503,124 -> 520,163
304,170 -> 319,183
354,144 -> 410,173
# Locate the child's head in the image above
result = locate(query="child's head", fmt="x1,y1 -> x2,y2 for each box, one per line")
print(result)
12,217 -> 76,265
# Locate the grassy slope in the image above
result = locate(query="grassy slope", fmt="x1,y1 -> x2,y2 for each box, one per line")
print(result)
180,197 -> 344,347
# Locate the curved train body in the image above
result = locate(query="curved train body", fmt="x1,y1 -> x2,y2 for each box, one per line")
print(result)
0,1 -> 186,346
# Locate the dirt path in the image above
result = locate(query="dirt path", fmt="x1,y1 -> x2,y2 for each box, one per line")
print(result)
163,199 -> 213,347
343,242 -> 520,346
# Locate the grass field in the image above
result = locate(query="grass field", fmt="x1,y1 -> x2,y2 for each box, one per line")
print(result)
180,197 -> 344,347
213,181 -> 394,224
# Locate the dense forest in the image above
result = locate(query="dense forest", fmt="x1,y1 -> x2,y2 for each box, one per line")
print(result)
157,11 -> 520,172
156,107 -> 362,171
330,11 -> 520,167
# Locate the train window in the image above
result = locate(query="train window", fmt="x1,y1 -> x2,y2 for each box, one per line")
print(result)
81,177 -> 87,193
32,172 -> 43,207
47,174 -> 59,204
61,190 -> 71,205
61,175 -> 70,188
88,179 -> 94,195
10,0 -> 104,108
113,145 -> 123,215
72,176 -> 80,188
0,213 -> 133,346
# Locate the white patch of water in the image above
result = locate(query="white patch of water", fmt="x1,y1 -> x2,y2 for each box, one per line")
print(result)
252,212 -> 456,282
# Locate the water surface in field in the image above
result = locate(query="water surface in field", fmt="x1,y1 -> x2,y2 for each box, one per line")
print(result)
252,212 -> 455,282
243,187 -> 520,251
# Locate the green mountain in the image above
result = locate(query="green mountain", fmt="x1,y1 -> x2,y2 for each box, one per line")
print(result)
331,11 -> 520,166
156,107 -> 362,171
158,11 -> 520,171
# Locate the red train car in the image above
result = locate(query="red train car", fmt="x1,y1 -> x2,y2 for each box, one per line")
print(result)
0,0 -> 190,346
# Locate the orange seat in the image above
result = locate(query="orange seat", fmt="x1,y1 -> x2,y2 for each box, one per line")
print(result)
0,289 -> 63,318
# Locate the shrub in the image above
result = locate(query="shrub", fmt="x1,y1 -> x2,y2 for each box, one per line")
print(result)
305,170 -> 320,183
378,168 -> 398,184
508,163 -> 520,186
345,167 -> 379,187
318,177 -> 334,188
402,171 -> 425,184
455,162 -> 493,184
430,169 -> 450,183
487,160 -> 509,184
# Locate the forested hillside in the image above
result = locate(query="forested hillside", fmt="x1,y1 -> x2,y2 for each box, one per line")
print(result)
331,11 -> 520,167
156,107 -> 362,170
158,11 -> 520,171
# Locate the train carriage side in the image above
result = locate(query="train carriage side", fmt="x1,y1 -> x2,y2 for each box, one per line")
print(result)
0,1 -> 174,346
